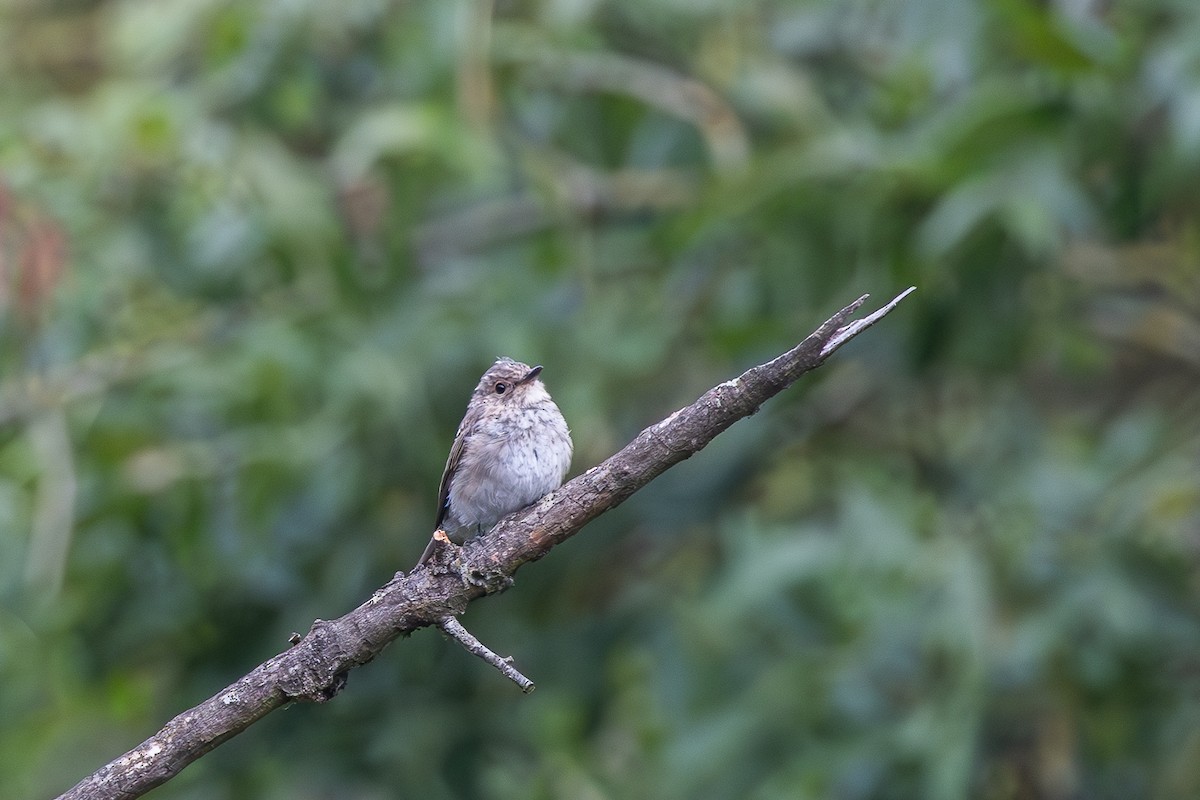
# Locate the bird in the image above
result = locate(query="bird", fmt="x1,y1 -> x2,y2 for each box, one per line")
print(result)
417,357 -> 573,566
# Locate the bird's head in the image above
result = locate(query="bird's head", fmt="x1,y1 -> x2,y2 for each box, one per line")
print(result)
473,357 -> 549,406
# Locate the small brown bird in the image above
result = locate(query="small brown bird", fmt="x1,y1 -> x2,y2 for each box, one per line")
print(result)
417,357 -> 573,566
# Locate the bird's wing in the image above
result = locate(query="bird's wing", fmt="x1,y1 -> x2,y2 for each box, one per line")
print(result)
433,403 -> 479,530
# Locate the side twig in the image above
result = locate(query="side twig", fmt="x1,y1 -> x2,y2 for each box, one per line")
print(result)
438,617 -> 535,693
55,288 -> 915,800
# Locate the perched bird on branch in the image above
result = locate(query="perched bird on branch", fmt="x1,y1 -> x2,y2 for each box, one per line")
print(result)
417,357 -> 573,566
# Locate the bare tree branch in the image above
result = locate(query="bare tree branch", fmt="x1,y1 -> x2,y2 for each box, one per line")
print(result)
438,616 -> 536,693
55,288 -> 915,800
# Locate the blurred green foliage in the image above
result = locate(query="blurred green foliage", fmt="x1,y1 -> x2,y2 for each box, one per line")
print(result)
2,0 -> 1200,798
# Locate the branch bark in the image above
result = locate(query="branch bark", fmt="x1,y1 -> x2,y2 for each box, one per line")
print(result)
56,288 -> 915,800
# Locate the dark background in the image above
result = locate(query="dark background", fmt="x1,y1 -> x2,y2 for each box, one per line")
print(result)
2,0 -> 1199,798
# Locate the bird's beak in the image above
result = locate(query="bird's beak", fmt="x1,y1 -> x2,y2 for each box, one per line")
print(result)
519,365 -> 543,384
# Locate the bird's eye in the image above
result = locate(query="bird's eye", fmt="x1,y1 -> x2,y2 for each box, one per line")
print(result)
494,382 -> 508,395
